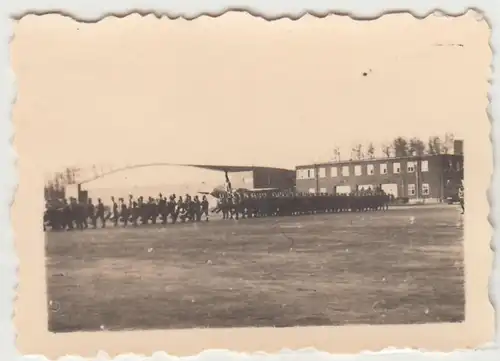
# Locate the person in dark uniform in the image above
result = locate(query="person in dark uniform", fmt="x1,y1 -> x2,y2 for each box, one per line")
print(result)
71,198 -> 85,230
63,198 -> 74,231
183,194 -> 192,222
231,192 -> 241,220
80,199 -> 89,229
148,197 -> 158,224
111,196 -> 119,226
201,195 -> 210,222
87,198 -> 96,229
158,194 -> 167,224
119,198 -> 129,226
192,195 -> 202,222
178,196 -> 189,222
137,196 -> 147,225
168,195 -> 177,224
129,200 -> 139,227
96,198 -> 106,228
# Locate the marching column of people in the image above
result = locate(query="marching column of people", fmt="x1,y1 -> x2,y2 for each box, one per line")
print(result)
44,193 -> 211,231
43,187 -> 390,231
213,188 -> 390,220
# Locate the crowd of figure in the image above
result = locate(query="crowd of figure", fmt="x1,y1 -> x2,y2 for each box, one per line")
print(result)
213,188 -> 391,221
43,187 -> 391,232
44,194 -> 210,231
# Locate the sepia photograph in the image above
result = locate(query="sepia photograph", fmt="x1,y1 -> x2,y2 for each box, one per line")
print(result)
11,11 -> 493,357
41,136 -> 466,331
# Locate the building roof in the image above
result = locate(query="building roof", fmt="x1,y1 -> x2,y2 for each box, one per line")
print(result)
296,153 -> 462,169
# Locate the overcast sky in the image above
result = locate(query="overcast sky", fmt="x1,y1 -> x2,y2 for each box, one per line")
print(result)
12,11 -> 490,189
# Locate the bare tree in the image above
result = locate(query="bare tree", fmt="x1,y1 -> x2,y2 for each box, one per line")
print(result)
442,132 -> 455,154
427,136 -> 442,155
408,137 -> 426,156
353,143 -> 364,160
381,143 -> 392,158
332,147 -> 341,162
54,172 -> 64,189
366,142 -> 375,159
44,173 -> 66,201
392,137 -> 409,157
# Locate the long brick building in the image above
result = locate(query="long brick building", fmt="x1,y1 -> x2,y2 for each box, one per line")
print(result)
295,140 -> 464,202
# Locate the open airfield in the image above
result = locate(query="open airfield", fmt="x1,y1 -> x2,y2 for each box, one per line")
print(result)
45,205 -> 464,332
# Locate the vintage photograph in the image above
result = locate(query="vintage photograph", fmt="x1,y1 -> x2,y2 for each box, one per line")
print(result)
12,11 -> 493,357
42,137 -> 466,331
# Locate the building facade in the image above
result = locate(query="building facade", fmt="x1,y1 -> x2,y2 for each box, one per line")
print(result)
229,167 -> 296,190
295,151 -> 463,202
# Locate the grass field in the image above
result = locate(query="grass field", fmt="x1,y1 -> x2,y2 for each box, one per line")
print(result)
45,205 -> 465,332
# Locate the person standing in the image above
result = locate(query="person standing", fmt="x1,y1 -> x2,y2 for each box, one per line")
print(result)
201,195 -> 210,222
96,198 -> 106,228
111,196 -> 119,226
87,198 -> 97,229
119,198 -> 129,226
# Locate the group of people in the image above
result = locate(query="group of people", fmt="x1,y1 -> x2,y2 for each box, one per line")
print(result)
213,188 -> 391,221
43,194 -> 210,231
43,187 -> 391,231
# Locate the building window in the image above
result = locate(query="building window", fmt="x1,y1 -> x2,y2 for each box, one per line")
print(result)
308,188 -> 316,194
342,165 -> 350,177
421,160 -> 429,172
318,167 -> 326,178
422,183 -> 430,196
307,168 -> 315,179
408,184 -> 416,196
393,162 -> 401,174
380,163 -> 388,174
296,169 -> 305,179
331,167 -> 338,177
367,164 -> 375,175
354,165 -> 362,176
320,187 -> 327,194
407,161 -> 415,173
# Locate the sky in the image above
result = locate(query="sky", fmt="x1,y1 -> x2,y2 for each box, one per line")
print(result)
11,12 -> 490,190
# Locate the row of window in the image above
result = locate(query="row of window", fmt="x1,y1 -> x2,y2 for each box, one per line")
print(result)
308,183 -> 431,196
297,160 -> 429,180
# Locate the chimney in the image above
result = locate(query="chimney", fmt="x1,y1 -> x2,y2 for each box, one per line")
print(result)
453,140 -> 463,155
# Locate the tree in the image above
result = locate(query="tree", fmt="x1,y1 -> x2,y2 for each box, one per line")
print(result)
332,147 -> 341,162
442,132 -> 455,154
44,176 -> 65,201
353,144 -> 364,160
381,143 -> 392,158
366,142 -> 375,159
408,137 -> 426,156
392,137 -> 409,157
427,136 -> 442,155
62,167 -> 80,185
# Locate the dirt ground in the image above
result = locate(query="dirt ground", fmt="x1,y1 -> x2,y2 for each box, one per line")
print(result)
45,205 -> 465,332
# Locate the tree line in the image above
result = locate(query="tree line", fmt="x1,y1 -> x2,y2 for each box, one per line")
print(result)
332,133 -> 457,161
44,167 -> 80,201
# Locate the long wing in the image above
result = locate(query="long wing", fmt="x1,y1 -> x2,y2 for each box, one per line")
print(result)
182,164 -> 258,173
78,162 -> 292,185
